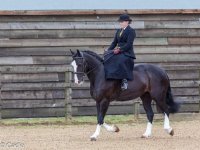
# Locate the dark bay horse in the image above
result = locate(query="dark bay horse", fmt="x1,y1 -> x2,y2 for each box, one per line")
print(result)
70,50 -> 179,141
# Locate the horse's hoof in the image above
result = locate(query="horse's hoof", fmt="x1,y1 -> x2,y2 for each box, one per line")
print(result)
114,125 -> 120,132
141,135 -> 150,138
169,129 -> 174,136
90,137 -> 97,141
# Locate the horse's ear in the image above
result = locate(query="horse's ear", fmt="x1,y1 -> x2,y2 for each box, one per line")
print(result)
70,49 -> 75,55
77,49 -> 81,56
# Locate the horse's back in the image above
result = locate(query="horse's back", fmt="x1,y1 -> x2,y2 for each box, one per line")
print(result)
134,63 -> 168,80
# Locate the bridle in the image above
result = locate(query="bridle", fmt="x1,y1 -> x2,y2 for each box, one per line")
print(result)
73,56 -> 98,77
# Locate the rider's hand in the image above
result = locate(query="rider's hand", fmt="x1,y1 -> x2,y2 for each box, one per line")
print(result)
113,48 -> 121,54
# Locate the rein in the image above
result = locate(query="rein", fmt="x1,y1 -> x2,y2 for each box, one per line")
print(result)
73,51 -> 115,76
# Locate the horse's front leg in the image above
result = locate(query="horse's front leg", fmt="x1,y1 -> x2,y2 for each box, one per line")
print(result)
90,102 -> 101,141
90,99 -> 119,141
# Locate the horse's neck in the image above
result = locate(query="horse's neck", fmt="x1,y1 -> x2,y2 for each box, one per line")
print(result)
86,57 -> 104,86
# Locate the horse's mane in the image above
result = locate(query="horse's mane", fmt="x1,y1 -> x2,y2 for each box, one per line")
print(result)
83,50 -> 104,62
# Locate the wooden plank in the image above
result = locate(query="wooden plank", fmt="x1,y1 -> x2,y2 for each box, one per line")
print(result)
0,30 -> 116,39
0,38 -> 169,47
0,56 -> 71,65
0,65 -> 71,73
0,46 -> 200,57
2,99 -> 65,109
72,96 -> 200,107
0,21 -> 144,30
0,21 -> 200,30
135,54 -> 200,63
0,14 -> 199,22
70,79 -> 199,89
135,46 -> 200,54
32,56 -> 72,65
0,38 -> 112,47
72,98 -> 139,107
172,88 -> 199,96
167,70 -> 199,80
163,65 -> 200,71
156,62 -> 200,67
0,57 -> 33,65
145,21 -> 200,29
1,90 -> 65,100
74,88 -> 200,99
2,108 -> 65,118
2,73 -> 64,83
0,53 -> 200,65
137,29 -> 200,37
168,38 -> 200,45
0,47 -> 88,56
170,80 -> 199,88
1,82 -> 70,91
72,102 -> 200,116
71,89 -> 91,99
1,29 -> 200,39
3,95 -> 198,109
1,9 -> 200,16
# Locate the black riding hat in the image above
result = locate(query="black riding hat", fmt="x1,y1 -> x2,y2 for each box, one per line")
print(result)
118,14 -> 132,22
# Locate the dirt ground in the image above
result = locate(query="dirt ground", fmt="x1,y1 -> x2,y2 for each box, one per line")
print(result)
0,120 -> 200,150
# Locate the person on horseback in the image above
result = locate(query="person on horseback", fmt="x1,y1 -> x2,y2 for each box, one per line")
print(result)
104,14 -> 136,90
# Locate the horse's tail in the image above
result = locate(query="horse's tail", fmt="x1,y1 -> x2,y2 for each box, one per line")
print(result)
166,83 -> 179,113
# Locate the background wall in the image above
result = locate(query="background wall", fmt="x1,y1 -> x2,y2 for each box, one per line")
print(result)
0,10 -> 200,118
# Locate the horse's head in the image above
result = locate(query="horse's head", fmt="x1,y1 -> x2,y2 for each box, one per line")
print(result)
70,49 -> 85,85
70,49 -> 103,85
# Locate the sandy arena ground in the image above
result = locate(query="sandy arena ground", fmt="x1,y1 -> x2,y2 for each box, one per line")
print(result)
0,120 -> 200,150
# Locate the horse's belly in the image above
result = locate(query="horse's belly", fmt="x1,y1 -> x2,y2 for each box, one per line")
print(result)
116,90 -> 142,101
115,80 -> 147,101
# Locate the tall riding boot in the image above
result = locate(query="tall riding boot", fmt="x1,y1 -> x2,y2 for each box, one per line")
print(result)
121,79 -> 128,90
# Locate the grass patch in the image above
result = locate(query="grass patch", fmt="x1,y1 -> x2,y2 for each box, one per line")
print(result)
0,113 -> 190,126
0,115 -> 137,126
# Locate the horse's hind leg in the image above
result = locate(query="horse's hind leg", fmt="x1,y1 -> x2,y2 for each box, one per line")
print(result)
154,94 -> 174,136
140,92 -> 154,138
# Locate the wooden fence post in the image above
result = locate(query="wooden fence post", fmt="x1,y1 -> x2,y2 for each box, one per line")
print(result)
0,71 -> 2,119
65,67 -> 73,121
198,70 -> 200,113
133,100 -> 140,120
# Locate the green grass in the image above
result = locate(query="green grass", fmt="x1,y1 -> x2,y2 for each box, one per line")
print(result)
0,113 -> 187,126
0,115 -> 137,126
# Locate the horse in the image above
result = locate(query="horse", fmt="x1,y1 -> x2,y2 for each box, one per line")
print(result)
70,49 -> 179,141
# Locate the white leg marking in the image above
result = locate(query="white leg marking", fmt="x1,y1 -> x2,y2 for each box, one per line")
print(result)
142,122 -> 152,138
164,113 -> 172,134
71,60 -> 78,84
103,123 -> 116,132
90,124 -> 101,140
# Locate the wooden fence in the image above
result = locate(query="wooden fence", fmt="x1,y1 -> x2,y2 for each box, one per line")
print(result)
0,66 -> 73,119
0,10 -> 200,118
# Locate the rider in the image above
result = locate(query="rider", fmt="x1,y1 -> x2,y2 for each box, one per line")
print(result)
104,14 -> 136,90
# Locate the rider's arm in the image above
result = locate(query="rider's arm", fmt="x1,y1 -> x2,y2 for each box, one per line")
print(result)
119,29 -> 136,52
107,30 -> 119,50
